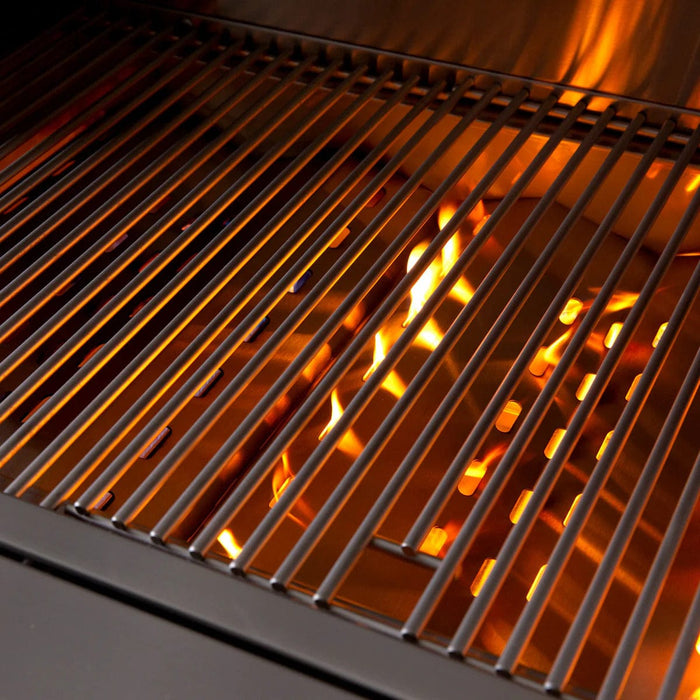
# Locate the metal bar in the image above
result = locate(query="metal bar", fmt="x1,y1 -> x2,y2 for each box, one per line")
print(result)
399,114 -> 662,641
312,106 -> 620,606
0,11 -> 109,109
185,85 -> 528,558
656,582 -> 700,700
26,69 -> 409,505
0,43 -> 264,317
0,26 -> 209,235
500,261 -> 700,682
445,124 -> 700,658
97,79 -> 477,529
271,96 -> 589,591
0,48 -> 292,383
370,537 -> 440,570
231,89 -> 551,574
0,18 -> 141,163
540,338 -> 700,691
400,113 -> 653,557
0,54 -> 324,443
598,449 -> 700,700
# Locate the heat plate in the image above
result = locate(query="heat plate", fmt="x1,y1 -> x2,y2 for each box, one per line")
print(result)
0,7 -> 699,700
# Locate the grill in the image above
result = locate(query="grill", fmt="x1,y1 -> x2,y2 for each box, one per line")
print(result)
1,5 -> 699,699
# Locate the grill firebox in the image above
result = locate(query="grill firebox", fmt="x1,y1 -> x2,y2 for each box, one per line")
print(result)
1,6 -> 699,700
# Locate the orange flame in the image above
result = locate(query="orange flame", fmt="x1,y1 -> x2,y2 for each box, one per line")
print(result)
217,529 -> 242,559
438,203 -> 475,306
527,565 -> 547,601
564,494 -> 582,527
269,452 -> 294,508
363,329 -> 407,399
606,291 -> 639,313
414,318 -> 444,352
686,173 -> 700,193
318,389 -> 363,457
404,243 -> 442,327
471,558 -> 496,597
542,329 -> 573,365
510,489 -> 533,524
559,298 -> 583,325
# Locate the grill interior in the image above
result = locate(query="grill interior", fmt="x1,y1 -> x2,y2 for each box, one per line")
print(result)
1,7 -> 700,699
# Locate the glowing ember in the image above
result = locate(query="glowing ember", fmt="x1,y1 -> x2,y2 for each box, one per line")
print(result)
596,430 -> 614,460
559,298 -> 583,325
527,565 -> 547,601
318,389 -> 363,456
269,452 -> 294,508
458,460 -> 486,496
217,529 -> 242,558
604,322 -> 623,349
363,330 -> 407,399
420,526 -> 447,557
471,558 -> 496,597
414,318 -> 444,352
544,428 -> 567,459
576,373 -> 596,401
403,243 -> 442,327
510,489 -> 533,524
686,172 -> 700,193
495,400 -> 522,432
564,494 -> 582,527
652,322 -> 667,348
625,374 -> 642,401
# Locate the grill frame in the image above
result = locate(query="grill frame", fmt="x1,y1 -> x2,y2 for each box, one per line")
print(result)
1,5 -> 699,699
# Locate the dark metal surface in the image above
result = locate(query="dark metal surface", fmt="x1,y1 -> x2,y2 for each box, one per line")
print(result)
0,495 -> 543,700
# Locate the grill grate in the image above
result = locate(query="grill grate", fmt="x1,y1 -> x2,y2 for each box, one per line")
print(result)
1,7 -> 699,700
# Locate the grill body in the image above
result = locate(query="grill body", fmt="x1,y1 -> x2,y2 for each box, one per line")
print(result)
1,3 -> 699,699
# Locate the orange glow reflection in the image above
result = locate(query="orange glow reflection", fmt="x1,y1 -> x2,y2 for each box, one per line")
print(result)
653,322 -> 667,348
686,173 -> 700,193
420,526 -> 447,557
545,428 -> 566,459
471,558 -> 496,597
626,374 -> 642,401
527,565 -> 547,601
363,330 -> 406,399
510,489 -> 533,524
564,494 -> 582,527
217,529 -> 242,558
318,389 -> 363,456
404,243 -> 442,327
597,430 -> 614,460
415,318 -> 444,352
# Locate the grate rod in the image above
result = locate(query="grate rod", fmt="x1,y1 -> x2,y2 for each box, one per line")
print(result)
399,113 -> 663,640
117,79 -> 481,534
445,123 -> 700,657
598,447 -> 700,700
185,86 -> 530,558
0,56 -> 343,471
0,48 -> 295,386
0,27 -> 210,244
231,90 -> 554,574
270,97 -> 591,591
31,68 -> 408,506
0,18 -> 142,165
656,581 -> 700,700
538,307 -> 700,691
0,44 -> 268,330
400,113 -> 656,558
311,105 -> 621,605
370,537 -> 440,570
0,12 -> 110,116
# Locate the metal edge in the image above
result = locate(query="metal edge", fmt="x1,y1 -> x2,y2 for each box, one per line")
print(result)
0,493 -> 544,700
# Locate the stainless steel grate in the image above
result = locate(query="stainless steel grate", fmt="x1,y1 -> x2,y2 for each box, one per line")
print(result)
1,7 -> 699,700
